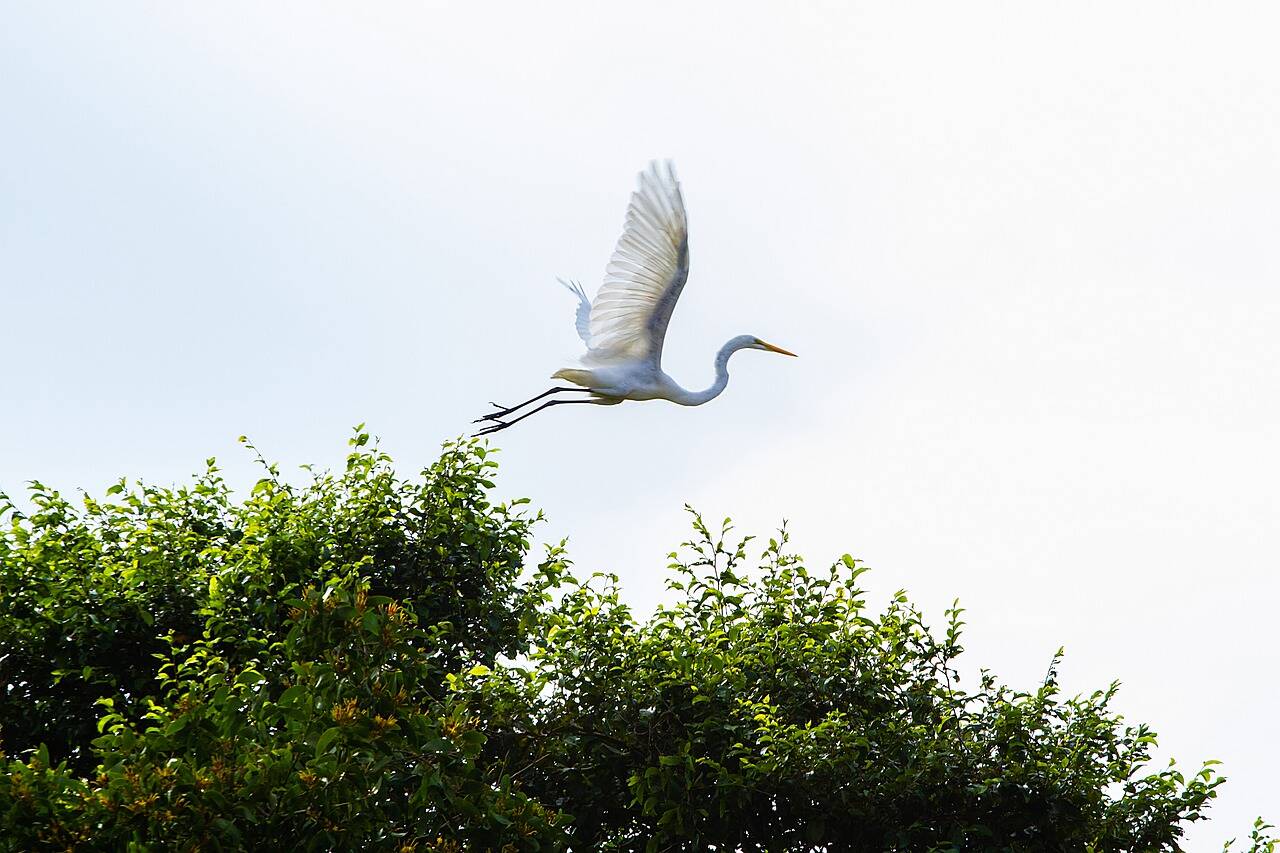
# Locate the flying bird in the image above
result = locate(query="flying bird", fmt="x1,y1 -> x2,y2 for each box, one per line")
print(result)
473,161 -> 795,436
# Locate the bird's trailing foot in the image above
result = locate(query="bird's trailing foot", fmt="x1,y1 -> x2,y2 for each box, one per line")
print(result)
471,397 -> 598,438
471,387 -> 591,425
471,401 -> 518,425
473,419 -> 510,437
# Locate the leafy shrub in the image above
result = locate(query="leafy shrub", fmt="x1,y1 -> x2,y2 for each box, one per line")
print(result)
0,433 -> 1271,851
1,435 -> 558,849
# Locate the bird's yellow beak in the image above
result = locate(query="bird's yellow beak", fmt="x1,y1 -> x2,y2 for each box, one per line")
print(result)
758,340 -> 798,357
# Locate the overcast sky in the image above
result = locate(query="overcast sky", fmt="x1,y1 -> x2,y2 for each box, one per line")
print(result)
3,3 -> 1278,843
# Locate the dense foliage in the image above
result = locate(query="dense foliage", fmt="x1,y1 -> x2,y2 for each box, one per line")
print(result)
0,434 -> 1271,851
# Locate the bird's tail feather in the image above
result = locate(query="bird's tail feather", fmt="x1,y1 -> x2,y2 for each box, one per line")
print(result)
552,368 -> 594,387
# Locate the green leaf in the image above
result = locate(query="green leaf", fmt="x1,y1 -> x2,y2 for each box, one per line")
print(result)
315,726 -> 342,756
236,669 -> 264,687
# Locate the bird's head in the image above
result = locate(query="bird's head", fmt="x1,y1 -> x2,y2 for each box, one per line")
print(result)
748,336 -> 797,357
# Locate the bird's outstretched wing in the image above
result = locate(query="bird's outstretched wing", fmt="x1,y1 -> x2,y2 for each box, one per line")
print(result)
558,278 -> 593,346
585,161 -> 688,366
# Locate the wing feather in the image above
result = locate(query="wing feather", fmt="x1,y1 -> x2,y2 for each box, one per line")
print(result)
585,161 -> 689,366
558,278 -> 593,345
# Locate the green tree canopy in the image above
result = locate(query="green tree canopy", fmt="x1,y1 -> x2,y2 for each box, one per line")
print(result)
0,434 -> 1271,851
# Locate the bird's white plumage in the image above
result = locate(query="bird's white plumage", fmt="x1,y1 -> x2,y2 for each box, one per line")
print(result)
558,278 -> 593,345
582,160 -> 688,367
471,161 -> 795,437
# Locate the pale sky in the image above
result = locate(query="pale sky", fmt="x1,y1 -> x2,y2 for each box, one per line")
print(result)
3,3 -> 1278,844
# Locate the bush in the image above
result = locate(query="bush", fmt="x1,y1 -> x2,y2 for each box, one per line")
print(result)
0,433 -> 1271,851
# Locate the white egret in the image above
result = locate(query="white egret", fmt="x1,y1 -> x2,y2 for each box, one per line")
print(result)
474,161 -> 795,436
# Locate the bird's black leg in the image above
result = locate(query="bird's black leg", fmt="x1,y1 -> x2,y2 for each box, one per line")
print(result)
473,399 -> 597,437
472,387 -> 592,424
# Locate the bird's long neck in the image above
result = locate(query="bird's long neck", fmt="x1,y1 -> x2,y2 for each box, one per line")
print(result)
672,336 -> 754,406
